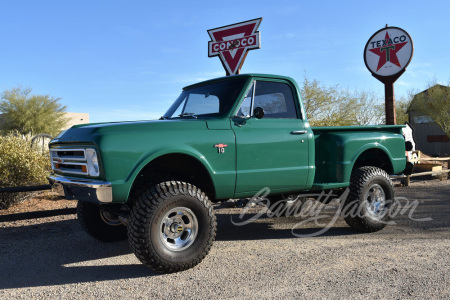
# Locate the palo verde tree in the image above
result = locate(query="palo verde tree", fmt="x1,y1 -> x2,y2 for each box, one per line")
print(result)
394,94 -> 413,125
413,81 -> 450,137
354,91 -> 385,126
0,86 -> 68,137
300,76 -> 383,126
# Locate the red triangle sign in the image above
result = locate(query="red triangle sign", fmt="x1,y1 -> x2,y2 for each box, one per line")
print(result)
208,18 -> 262,75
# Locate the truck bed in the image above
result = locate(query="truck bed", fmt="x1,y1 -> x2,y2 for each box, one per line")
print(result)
311,125 -> 406,190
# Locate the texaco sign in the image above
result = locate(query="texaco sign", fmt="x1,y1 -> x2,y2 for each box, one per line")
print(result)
364,27 -> 413,77
208,18 -> 262,76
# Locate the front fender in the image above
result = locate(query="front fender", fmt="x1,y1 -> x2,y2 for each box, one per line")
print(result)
108,147 -> 217,203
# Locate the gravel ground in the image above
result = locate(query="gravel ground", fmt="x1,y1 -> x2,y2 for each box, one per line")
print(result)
0,180 -> 449,299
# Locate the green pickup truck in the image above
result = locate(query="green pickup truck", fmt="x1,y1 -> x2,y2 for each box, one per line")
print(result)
48,74 -> 407,273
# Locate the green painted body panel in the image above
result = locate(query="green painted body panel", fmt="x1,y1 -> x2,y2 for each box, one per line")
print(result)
232,118 -> 311,196
312,125 -> 406,190
229,75 -> 315,198
49,74 -> 406,203
51,119 -> 238,201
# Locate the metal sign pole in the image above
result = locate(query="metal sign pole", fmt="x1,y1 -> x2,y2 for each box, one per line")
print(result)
385,81 -> 396,125
372,69 -> 404,125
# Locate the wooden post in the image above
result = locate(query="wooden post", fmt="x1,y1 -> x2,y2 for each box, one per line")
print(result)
384,81 -> 397,125
405,175 -> 410,186
372,70 -> 404,125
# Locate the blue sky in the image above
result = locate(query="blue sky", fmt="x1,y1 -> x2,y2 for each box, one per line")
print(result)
1,0 -> 449,123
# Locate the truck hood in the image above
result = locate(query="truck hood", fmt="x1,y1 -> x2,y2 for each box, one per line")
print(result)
50,119 -> 209,144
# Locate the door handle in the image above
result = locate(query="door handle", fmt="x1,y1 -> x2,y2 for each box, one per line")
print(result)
290,130 -> 307,135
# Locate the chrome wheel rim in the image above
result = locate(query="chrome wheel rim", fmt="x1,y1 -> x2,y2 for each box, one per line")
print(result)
159,207 -> 198,251
364,184 -> 387,218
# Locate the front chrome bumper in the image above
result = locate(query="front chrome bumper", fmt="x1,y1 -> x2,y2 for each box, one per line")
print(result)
48,174 -> 113,203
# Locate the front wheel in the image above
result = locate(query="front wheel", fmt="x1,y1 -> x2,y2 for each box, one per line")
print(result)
77,202 -> 128,242
343,166 -> 394,232
128,181 -> 216,273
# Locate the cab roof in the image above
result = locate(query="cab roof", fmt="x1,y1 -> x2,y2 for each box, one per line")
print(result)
183,73 -> 297,90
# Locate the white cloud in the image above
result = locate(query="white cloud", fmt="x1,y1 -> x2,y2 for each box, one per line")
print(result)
278,32 -> 296,39
396,81 -> 410,86
406,62 -> 434,78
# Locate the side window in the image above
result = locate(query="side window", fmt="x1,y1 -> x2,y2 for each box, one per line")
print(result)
254,81 -> 297,119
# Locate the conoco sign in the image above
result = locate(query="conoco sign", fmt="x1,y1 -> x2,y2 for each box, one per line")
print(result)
364,26 -> 413,77
208,18 -> 262,76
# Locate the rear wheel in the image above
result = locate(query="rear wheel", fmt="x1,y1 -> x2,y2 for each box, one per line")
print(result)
128,181 -> 216,273
77,202 -> 128,242
343,166 -> 394,232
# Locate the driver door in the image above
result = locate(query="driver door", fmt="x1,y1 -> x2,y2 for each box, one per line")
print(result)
232,79 -> 310,196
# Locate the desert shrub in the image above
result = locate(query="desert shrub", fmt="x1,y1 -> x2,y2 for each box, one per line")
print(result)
0,131 -> 50,209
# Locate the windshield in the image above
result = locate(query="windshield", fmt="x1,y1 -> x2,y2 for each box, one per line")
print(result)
163,78 -> 248,119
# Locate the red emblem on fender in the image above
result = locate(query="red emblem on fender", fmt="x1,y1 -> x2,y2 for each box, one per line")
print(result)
214,143 -> 228,153
208,18 -> 262,76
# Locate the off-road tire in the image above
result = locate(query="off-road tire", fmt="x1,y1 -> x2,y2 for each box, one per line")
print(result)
77,201 -> 128,242
343,166 -> 394,233
128,181 -> 216,273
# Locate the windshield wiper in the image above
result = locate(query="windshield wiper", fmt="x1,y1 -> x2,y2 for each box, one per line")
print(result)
159,116 -> 169,120
178,112 -> 198,119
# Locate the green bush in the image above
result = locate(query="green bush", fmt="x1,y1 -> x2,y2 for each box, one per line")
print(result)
0,131 -> 50,209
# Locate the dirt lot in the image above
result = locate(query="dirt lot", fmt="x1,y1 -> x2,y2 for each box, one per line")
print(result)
0,179 -> 449,299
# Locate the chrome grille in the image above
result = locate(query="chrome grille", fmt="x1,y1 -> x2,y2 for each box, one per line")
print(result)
50,148 -> 88,175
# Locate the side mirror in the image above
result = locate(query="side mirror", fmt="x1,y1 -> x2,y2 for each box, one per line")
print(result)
253,107 -> 265,119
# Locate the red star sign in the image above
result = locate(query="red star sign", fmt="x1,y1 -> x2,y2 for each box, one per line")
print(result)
369,32 -> 408,71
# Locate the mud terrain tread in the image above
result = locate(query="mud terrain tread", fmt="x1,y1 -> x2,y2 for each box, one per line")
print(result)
343,166 -> 394,233
128,181 -> 216,273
